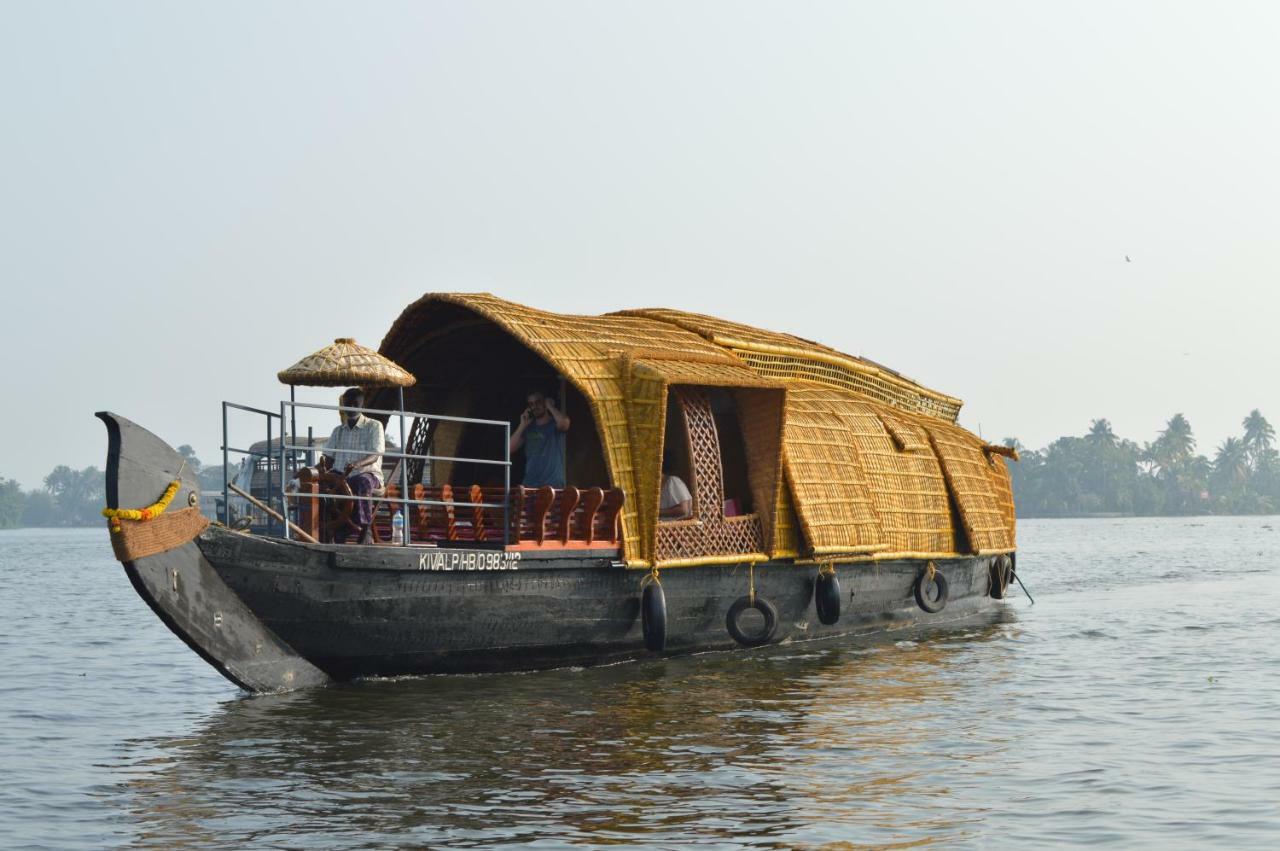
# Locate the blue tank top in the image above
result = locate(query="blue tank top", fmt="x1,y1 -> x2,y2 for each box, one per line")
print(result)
522,419 -> 565,488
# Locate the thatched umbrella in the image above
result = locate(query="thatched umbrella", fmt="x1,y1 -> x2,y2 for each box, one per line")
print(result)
277,339 -> 417,516
277,337 -> 416,388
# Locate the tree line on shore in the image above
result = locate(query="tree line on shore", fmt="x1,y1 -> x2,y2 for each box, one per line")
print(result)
3,412 -> 1278,527
0,447 -> 226,529
1003,409 -> 1279,517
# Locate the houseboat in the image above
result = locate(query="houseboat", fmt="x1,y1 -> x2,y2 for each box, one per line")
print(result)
99,293 -> 1019,692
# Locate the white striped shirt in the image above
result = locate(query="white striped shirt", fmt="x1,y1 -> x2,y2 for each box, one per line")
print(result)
324,415 -> 385,485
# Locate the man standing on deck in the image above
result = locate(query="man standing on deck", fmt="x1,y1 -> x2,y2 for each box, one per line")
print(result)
510,390 -> 570,488
321,387 -> 385,544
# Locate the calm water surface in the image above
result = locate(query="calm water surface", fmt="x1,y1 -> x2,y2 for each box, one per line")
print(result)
2,518 -> 1279,848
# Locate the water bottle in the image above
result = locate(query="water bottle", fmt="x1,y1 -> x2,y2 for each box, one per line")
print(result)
392,509 -> 405,545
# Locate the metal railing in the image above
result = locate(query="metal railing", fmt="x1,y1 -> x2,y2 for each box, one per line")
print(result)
221,402 -> 285,536
268,398 -> 512,546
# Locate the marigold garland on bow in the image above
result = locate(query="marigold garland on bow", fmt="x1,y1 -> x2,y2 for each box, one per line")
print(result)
102,479 -> 182,534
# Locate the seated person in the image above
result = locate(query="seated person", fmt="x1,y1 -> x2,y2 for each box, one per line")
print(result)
659,451 -> 693,521
320,388 -> 385,543
509,389 -> 570,488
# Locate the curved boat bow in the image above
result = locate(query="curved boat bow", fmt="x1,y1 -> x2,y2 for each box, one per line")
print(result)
97,411 -> 329,692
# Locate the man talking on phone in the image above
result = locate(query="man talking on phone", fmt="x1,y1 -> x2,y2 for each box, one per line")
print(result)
509,389 -> 571,488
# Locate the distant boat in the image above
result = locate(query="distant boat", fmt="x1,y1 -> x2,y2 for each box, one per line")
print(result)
99,294 -> 1019,692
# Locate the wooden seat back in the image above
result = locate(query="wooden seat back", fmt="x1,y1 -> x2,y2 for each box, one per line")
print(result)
595,488 -> 625,544
415,484 -> 457,541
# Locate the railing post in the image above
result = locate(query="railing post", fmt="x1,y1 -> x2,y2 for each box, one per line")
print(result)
281,399 -> 290,541
265,413 -> 274,536
222,402 -> 230,526
399,386 -> 409,547
503,421 -> 511,546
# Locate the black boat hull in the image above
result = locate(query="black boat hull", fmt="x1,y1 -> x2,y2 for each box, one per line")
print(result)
100,410 -> 1008,693
198,526 -> 1002,681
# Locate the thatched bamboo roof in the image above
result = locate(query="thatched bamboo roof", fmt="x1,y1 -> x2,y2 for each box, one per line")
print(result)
379,294 -> 1014,566
613,307 -> 964,421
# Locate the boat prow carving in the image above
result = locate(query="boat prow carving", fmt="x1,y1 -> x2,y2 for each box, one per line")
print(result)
97,411 -> 330,693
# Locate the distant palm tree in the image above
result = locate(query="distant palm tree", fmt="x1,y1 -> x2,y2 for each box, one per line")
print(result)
1213,438 -> 1250,489
1087,419 -> 1116,445
1148,413 -> 1195,478
1242,410 -> 1275,468
1159,414 -> 1195,458
43,465 -> 105,525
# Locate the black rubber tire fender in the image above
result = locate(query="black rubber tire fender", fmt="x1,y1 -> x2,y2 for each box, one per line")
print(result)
914,568 -> 949,614
642,581 -> 666,653
814,571 -> 841,625
726,595 -> 778,647
989,556 -> 1009,599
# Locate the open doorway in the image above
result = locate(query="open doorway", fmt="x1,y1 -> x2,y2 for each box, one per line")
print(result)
369,313 -> 610,491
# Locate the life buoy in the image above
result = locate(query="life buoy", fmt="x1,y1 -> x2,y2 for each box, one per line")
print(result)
815,570 -> 841,625
914,565 -> 949,613
726,595 -> 778,647
642,581 -> 666,652
989,556 -> 1011,599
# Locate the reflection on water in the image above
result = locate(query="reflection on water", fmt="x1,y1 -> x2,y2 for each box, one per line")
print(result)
114,620 -> 1017,849
6,519 -> 1280,848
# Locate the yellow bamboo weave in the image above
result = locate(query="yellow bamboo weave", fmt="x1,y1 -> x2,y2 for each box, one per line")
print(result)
781,400 -> 886,556
279,338 -> 416,387
377,294 -> 1015,566
380,294 -> 786,565
783,385 -> 958,557
919,418 -> 1015,553
771,485 -> 803,559
615,308 -> 963,421
986,452 -> 1018,549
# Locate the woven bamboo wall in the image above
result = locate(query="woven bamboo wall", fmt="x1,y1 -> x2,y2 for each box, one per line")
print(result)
987,452 -> 1017,549
622,358 -> 667,564
874,404 -> 931,452
784,386 -> 959,558
858,402 -> 958,556
771,485 -> 803,559
781,396 -> 886,557
919,419 -> 1015,554
734,387 -> 786,554
627,360 -> 781,566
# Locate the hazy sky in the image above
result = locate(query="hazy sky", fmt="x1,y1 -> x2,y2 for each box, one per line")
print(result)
4,1 -> 1279,489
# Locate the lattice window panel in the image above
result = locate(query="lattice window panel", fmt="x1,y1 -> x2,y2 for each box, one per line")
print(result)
655,387 -> 765,563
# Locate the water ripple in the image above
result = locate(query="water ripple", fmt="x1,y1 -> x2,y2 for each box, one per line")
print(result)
3,520 -> 1280,847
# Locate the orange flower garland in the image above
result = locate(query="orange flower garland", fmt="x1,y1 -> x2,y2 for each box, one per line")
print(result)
102,480 -> 182,534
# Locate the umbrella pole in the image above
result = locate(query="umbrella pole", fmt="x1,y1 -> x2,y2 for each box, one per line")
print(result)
399,385 -> 409,546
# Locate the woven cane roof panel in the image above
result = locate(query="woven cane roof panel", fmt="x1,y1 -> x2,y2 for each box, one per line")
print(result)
378,294 -> 1012,565
919,418 -> 1015,554
278,338 -> 416,387
615,308 -> 962,422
